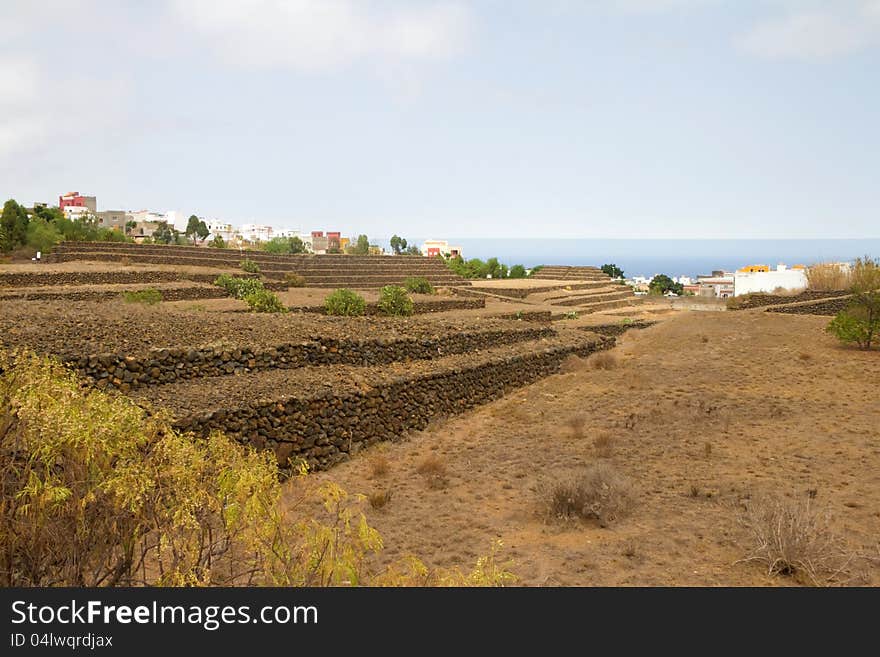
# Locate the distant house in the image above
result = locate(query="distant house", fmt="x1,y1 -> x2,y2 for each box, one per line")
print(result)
240,224 -> 274,243
59,191 -> 96,213
96,210 -> 128,231
421,239 -> 462,258
696,272 -> 735,298
733,264 -> 807,296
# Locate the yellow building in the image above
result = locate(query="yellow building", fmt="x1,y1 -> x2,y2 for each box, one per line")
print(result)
738,264 -> 770,273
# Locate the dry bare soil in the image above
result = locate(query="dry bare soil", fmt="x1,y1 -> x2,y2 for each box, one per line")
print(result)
291,310 -> 880,586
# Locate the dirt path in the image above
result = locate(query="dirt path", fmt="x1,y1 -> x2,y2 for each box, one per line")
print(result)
289,311 -> 880,586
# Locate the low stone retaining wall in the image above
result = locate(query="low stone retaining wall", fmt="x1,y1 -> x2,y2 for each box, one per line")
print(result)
0,271 -> 227,287
68,326 -> 554,392
0,279 -> 285,303
498,311 -> 552,322
0,286 -> 231,303
172,336 -> 613,471
729,290 -> 848,310
766,297 -> 853,316
553,290 -> 634,307
579,320 -> 657,337
290,298 -> 486,315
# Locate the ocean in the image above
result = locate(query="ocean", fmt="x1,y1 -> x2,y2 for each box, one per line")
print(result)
376,238 -> 880,279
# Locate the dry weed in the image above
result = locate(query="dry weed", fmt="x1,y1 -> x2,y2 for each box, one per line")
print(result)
737,496 -> 856,586
593,432 -> 614,458
368,489 -> 393,510
539,463 -> 635,527
567,415 -> 587,439
369,454 -> 391,478
588,350 -> 618,371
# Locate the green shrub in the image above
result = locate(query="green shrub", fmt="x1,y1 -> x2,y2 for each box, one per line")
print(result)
528,265 -> 544,277
377,285 -> 414,316
285,272 -> 306,288
403,276 -> 434,294
208,235 -> 227,248
826,306 -> 878,350
214,274 -> 265,299
244,289 -> 288,313
324,288 -> 366,316
563,310 -> 579,320
508,264 -> 527,279
240,258 -> 260,274
122,288 -> 163,305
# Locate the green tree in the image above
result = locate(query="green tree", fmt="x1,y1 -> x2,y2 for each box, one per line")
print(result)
649,274 -> 684,296
404,245 -> 422,256
1,199 -> 29,251
153,221 -> 177,245
347,234 -> 370,255
289,236 -> 306,254
125,220 -> 137,236
827,256 -> 880,350
601,264 -> 624,278
26,218 -> 62,253
390,235 -> 407,255
508,264 -> 527,278
185,215 -> 209,245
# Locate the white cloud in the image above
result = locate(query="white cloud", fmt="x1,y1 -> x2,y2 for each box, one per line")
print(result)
0,55 -> 130,164
611,0 -> 716,13
737,1 -> 880,59
169,0 -> 472,72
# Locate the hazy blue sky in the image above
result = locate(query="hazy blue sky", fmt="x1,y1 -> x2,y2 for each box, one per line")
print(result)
1,1 -> 878,238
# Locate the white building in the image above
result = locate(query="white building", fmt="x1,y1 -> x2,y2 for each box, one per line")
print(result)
239,224 -> 274,243
62,205 -> 92,221
696,272 -> 735,298
206,220 -> 237,243
421,239 -> 462,258
734,264 -> 807,297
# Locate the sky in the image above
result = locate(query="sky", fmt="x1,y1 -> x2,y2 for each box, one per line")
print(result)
1,0 -> 878,239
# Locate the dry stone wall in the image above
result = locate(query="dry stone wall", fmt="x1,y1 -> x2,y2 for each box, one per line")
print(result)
766,297 -> 853,316
69,326 -> 554,392
173,336 -> 613,471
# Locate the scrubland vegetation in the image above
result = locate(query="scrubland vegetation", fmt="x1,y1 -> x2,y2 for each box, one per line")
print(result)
0,351 -> 514,587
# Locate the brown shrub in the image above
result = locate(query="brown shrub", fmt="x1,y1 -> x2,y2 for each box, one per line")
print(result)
369,454 -> 390,478
588,350 -> 617,371
368,489 -> 393,510
284,272 -> 306,287
593,432 -> 613,458
539,463 -> 635,526
737,496 -> 855,586
558,354 -> 586,373
567,415 -> 586,439
416,455 -> 449,489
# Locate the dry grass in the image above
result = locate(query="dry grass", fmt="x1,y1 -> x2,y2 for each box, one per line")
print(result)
593,431 -> 614,458
368,489 -> 393,510
567,415 -> 586,439
559,354 -> 587,373
806,263 -> 851,291
416,454 -> 449,489
369,454 -> 391,478
539,463 -> 635,527
588,350 -> 618,371
737,496 -> 856,586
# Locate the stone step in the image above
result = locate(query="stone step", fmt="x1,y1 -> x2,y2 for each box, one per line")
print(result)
129,328 -> 613,471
